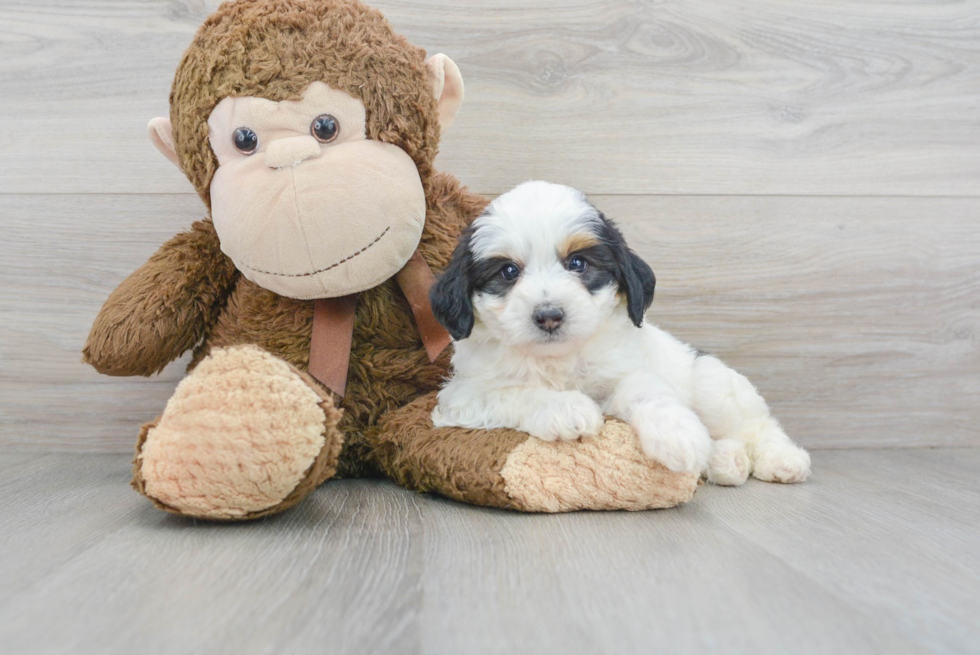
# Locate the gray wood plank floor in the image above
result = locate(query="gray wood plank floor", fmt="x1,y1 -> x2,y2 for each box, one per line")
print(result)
1,449 -> 976,655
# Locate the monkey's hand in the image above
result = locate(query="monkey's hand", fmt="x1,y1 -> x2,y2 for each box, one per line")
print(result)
83,220 -> 238,376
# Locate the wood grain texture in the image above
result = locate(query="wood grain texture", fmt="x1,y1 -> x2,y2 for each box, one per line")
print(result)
698,448 -> 980,655
0,0 -> 978,195
2,193 -> 977,451
417,492 -> 919,655
0,449 -> 977,654
607,195 -> 980,450
0,194 -> 200,450
1,3 -> 976,651
0,455 -> 426,655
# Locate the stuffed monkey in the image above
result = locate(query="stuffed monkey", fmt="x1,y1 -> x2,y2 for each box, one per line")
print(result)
83,0 -> 698,520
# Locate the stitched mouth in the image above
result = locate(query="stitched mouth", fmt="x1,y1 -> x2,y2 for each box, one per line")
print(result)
241,226 -> 391,278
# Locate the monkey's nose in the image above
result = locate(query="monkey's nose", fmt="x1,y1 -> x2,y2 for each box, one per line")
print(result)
264,136 -> 322,169
533,306 -> 564,333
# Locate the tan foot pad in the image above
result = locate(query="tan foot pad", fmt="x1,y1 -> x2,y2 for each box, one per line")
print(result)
135,345 -> 343,520
501,420 -> 699,512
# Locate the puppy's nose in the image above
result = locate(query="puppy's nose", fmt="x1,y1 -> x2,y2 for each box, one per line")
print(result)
533,306 -> 564,333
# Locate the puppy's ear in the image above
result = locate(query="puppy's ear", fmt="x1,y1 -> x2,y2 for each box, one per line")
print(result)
619,250 -> 657,327
430,232 -> 476,340
600,213 -> 656,327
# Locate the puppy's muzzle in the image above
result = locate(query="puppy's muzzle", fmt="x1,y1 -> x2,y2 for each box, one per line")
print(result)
533,305 -> 564,333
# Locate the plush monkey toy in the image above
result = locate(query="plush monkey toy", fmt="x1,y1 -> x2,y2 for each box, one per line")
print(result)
83,0 -> 698,520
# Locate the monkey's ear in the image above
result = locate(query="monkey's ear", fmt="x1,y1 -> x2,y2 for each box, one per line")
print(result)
148,117 -> 181,169
425,54 -> 465,132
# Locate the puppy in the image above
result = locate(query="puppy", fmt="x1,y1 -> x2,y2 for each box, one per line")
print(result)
429,181 -> 810,485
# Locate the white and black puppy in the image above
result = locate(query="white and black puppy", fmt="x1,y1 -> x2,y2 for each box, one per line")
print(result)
428,180 -> 810,485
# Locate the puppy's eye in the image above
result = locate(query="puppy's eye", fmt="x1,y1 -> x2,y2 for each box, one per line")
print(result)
233,127 -> 259,154
567,256 -> 587,273
311,114 -> 340,143
500,263 -> 521,281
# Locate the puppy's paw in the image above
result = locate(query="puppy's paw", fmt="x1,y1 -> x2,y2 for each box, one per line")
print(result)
634,404 -> 712,473
706,439 -> 751,486
522,391 -> 604,442
752,443 -> 811,483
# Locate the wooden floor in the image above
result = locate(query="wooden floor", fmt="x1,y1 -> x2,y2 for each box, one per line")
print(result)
0,449 -> 975,655
1,2 -> 978,653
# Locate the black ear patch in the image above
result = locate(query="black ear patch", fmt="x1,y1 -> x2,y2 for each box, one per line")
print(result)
597,213 -> 656,327
430,227 -> 477,340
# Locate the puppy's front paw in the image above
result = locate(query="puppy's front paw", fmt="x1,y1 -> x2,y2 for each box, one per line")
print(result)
633,404 -> 712,473
522,391 -> 604,442
752,443 -> 811,483
706,439 -> 751,486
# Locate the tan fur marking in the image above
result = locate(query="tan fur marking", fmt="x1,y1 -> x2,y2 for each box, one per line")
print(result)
559,232 -> 600,260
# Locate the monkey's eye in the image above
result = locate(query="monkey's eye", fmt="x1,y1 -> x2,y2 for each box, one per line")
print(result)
500,263 -> 521,281
233,127 -> 259,155
311,114 -> 340,143
567,256 -> 588,273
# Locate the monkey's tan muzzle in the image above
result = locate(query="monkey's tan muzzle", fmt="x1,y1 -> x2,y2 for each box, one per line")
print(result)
210,139 -> 426,300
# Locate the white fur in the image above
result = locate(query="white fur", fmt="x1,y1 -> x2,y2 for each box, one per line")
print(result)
432,181 -> 810,483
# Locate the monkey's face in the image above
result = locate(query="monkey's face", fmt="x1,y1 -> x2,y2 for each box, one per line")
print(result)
205,82 -> 426,299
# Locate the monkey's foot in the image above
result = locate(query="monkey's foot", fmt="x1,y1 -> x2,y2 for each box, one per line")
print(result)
376,394 -> 699,513
501,419 -> 700,511
133,345 -> 344,520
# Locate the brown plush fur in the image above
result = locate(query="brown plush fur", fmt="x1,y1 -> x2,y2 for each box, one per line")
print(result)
84,0 -> 487,484
371,393 -> 526,510
190,172 -> 486,478
85,0 -> 698,517
82,220 -> 238,376
170,0 -> 441,210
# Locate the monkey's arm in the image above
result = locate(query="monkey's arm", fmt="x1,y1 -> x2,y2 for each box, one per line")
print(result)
83,220 -> 238,376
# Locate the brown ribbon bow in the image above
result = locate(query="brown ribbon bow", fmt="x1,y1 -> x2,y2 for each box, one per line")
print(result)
308,250 -> 451,396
